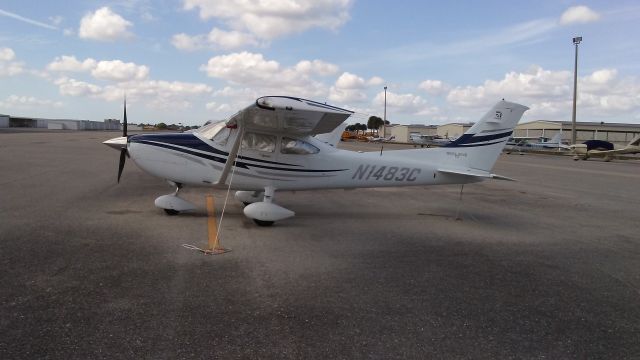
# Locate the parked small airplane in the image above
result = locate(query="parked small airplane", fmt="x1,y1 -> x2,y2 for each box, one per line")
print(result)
367,135 -> 395,142
527,132 -> 568,149
571,134 -> 640,161
409,134 -> 451,147
504,132 -> 568,153
104,96 -> 528,226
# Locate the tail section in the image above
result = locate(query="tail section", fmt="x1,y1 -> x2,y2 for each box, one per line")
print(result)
548,131 -> 562,144
440,100 -> 529,172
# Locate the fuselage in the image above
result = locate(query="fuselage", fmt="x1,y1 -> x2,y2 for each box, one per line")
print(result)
127,131 -> 478,192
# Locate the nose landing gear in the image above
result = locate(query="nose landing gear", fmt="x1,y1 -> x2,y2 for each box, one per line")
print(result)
155,182 -> 196,215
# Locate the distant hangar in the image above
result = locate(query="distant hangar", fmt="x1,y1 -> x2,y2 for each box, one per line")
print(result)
513,120 -> 640,146
385,120 -> 640,146
0,114 -> 121,130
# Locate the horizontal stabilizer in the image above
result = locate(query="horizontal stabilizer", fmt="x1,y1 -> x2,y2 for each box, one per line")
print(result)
438,168 -> 516,181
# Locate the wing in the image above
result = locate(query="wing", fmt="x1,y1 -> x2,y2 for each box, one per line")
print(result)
226,96 -> 353,136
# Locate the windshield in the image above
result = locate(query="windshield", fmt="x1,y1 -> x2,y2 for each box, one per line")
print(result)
196,120 -> 227,140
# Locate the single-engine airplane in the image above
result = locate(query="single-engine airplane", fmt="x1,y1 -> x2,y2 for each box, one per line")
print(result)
367,135 -> 395,143
570,134 -> 640,161
409,134 -> 451,147
104,96 -> 528,226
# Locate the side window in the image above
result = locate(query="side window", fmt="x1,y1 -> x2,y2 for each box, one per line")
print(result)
242,132 -> 276,152
281,137 -> 320,155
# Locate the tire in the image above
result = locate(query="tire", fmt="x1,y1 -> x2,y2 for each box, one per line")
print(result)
253,219 -> 274,227
164,209 -> 180,216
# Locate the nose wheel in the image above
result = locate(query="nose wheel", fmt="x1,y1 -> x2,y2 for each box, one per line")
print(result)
155,182 -> 196,215
253,219 -> 274,227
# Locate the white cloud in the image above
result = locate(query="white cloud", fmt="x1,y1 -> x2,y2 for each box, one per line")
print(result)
328,87 -> 366,103
295,60 -> 339,76
0,47 -> 15,61
373,91 -> 429,114
102,80 -> 212,108
55,77 -> 103,97
91,60 -> 149,81
335,72 -> 365,89
46,56 -> 149,82
200,51 -> 328,97
52,76 -> 212,110
560,6 -> 601,25
172,28 -> 259,51
0,95 -> 63,109
208,28 -> 258,49
446,65 -> 640,120
0,47 -> 24,76
171,33 -> 203,51
447,65 -> 571,108
205,101 -> 232,112
182,0 -> 353,40
328,72 -> 367,103
367,76 -> 384,86
47,55 -> 97,72
79,7 -> 133,41
419,79 -> 451,96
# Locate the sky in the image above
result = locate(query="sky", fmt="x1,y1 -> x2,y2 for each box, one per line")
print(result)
1,0 -> 639,126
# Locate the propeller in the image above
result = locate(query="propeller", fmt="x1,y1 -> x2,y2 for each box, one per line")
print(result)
117,97 -> 128,183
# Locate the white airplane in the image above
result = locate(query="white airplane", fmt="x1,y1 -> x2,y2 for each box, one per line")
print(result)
527,132 -> 568,150
104,96 -> 528,226
367,135 -> 395,142
504,132 -> 568,153
571,134 -> 640,161
409,134 -> 451,147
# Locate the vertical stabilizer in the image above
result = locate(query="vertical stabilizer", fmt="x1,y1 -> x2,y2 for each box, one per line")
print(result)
439,100 -> 529,171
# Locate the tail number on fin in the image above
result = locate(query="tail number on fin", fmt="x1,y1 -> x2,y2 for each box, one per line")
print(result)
352,164 -> 420,182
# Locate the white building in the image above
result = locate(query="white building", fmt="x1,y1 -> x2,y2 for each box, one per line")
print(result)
514,120 -> 640,146
0,115 -> 122,130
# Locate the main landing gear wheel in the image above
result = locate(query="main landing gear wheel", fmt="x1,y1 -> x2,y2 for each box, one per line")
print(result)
164,209 -> 180,216
253,219 -> 274,227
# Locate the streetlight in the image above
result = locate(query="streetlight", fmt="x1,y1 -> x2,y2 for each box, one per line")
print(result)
571,36 -> 582,145
383,86 -> 387,137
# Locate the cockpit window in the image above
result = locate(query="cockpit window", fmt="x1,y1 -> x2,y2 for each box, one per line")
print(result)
242,132 -> 276,153
280,137 -> 319,155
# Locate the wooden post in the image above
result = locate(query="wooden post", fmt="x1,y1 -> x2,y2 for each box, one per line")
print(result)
205,195 -> 229,254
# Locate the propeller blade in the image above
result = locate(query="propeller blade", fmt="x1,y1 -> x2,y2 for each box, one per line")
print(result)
123,97 -> 128,138
117,148 -> 127,183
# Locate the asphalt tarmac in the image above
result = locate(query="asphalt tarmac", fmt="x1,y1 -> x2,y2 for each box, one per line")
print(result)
1,131 -> 640,359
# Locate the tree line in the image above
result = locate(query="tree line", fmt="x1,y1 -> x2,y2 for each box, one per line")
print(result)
345,116 -> 389,135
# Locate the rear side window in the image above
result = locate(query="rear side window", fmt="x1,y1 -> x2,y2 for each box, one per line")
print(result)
281,137 -> 319,155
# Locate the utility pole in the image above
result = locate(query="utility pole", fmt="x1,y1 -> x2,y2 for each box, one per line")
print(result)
383,86 -> 387,137
571,36 -> 582,145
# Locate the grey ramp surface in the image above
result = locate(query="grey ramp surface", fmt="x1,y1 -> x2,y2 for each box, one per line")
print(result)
1,132 -> 640,359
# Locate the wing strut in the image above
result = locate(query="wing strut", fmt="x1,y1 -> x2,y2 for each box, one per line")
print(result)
215,125 -> 244,186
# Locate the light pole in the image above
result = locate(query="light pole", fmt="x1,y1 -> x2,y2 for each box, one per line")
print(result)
571,36 -> 582,145
383,86 -> 387,137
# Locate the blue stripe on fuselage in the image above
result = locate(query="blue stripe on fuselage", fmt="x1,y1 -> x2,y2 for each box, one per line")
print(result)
443,130 -> 512,148
129,133 -> 348,173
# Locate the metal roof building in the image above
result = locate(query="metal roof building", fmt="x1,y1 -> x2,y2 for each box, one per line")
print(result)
514,120 -> 640,145
0,115 -> 122,130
